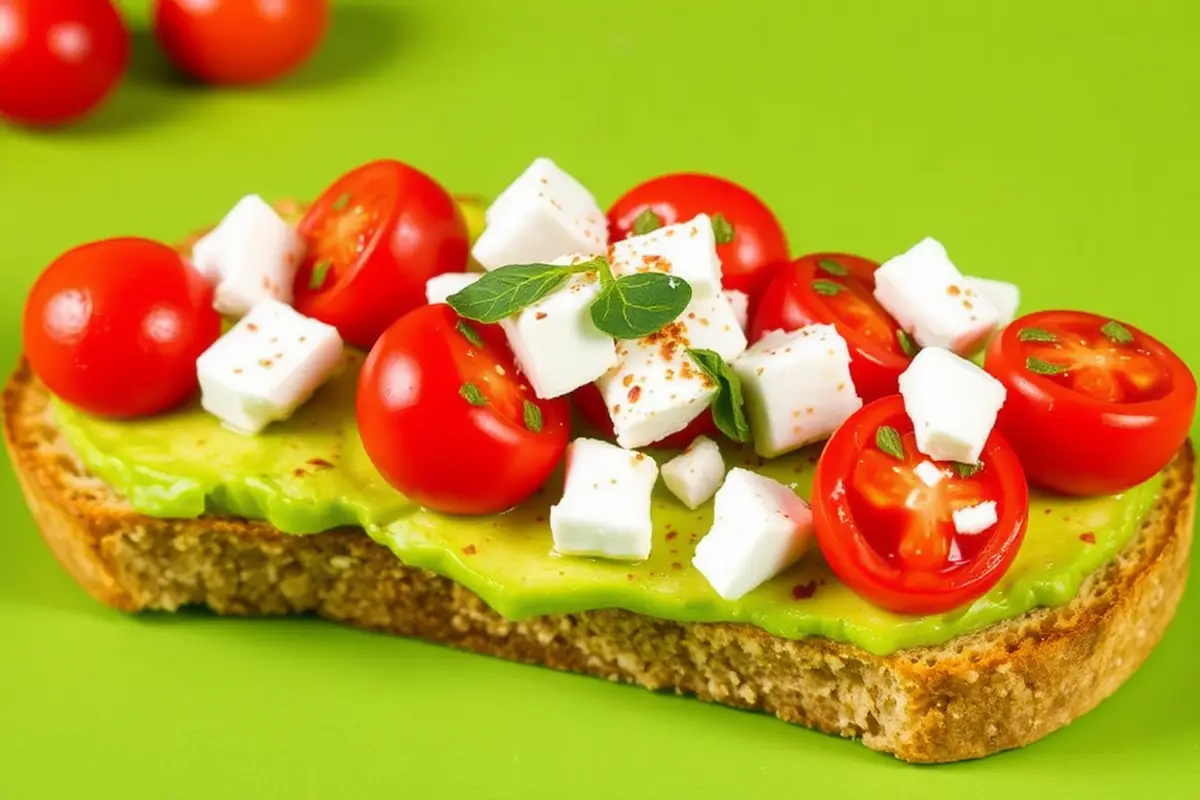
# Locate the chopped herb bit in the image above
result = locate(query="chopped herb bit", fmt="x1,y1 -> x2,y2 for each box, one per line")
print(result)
1017,327 -> 1057,343
710,213 -> 735,245
632,208 -> 663,235
953,462 -> 981,479
309,260 -> 331,290
896,329 -> 919,357
331,192 -> 351,211
687,348 -> 751,443
523,400 -> 544,433
817,258 -> 848,276
459,382 -> 487,406
1026,356 -> 1066,376
875,425 -> 904,460
1101,320 -> 1134,345
456,320 -> 484,348
812,279 -> 843,296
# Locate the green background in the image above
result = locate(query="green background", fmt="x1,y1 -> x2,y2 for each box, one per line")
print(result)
2,0 -> 1198,796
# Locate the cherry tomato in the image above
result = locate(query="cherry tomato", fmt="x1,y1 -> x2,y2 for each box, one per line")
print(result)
0,0 -> 129,127
985,310 -> 1196,496
570,382 -> 716,449
357,304 -> 570,515
811,395 -> 1029,615
751,253 -> 912,403
152,0 -> 327,85
22,238 -> 220,418
607,173 -> 789,298
293,160 -> 470,351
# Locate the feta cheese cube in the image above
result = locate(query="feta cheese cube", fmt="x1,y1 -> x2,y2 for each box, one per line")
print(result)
473,158 -> 607,270
692,469 -> 814,601
953,501 -> 998,535
661,436 -> 725,509
609,215 -> 722,298
549,438 -> 659,561
191,194 -> 306,318
913,460 -> 945,488
964,276 -> 1020,326
425,272 -> 480,305
500,256 -> 617,399
724,290 -> 749,331
873,237 -> 1001,355
899,347 -> 1006,464
597,294 -> 747,449
732,324 -> 862,458
196,300 -> 343,435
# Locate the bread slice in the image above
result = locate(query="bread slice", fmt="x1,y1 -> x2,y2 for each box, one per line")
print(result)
4,360 -> 1194,763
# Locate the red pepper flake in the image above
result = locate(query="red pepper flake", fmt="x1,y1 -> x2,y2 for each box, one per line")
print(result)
535,311 -> 548,320
791,581 -> 818,600
1079,532 -> 1096,544
258,359 -> 274,368
626,573 -> 636,581
665,530 -> 678,541
308,458 -> 334,469
232,368 -> 244,375
462,544 -> 478,555
947,285 -> 962,296
628,385 -> 642,403
247,323 -> 259,332
1044,508 -> 1053,515
622,373 -> 634,388
671,562 -> 683,570
535,516 -> 545,523
293,468 -> 306,478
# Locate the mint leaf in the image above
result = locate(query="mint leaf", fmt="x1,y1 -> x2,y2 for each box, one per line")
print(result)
1101,320 -> 1134,345
817,258 -> 848,276
1026,356 -> 1065,376
331,192 -> 351,212
590,272 -> 692,339
632,208 -> 663,235
309,260 -> 331,290
460,382 -> 487,406
711,213 -> 735,245
456,320 -> 484,348
523,400 -> 543,433
687,348 -> 751,443
1017,327 -> 1056,343
812,279 -> 843,296
447,261 -> 596,323
896,329 -> 919,357
953,461 -> 981,479
875,426 -> 904,460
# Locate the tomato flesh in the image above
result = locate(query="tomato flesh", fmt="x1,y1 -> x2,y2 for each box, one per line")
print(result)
811,396 -> 1029,615
751,253 -> 912,402
985,310 -> 1195,495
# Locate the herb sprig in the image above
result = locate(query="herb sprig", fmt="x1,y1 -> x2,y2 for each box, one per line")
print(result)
687,348 -> 751,443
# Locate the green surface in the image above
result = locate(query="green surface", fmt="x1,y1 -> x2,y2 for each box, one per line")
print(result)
53,357 -> 1163,655
2,0 -> 1198,796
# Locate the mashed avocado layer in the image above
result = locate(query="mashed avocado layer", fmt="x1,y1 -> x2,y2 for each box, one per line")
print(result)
53,351 -> 1161,656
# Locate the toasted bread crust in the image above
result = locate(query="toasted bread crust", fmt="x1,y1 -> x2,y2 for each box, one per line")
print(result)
4,358 -> 1194,763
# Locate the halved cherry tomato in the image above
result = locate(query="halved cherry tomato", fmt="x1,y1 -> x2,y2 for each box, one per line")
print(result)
811,395 -> 1029,615
22,238 -> 220,418
0,0 -> 130,127
293,160 -> 470,351
751,253 -> 912,403
571,382 -> 716,449
152,0 -> 328,86
607,173 -> 789,299
985,310 -> 1196,496
357,304 -> 570,515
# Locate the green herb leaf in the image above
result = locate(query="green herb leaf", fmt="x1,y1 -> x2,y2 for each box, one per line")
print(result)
590,272 -> 693,339
447,262 -> 584,323
896,329 -> 920,357
1017,327 -> 1057,343
632,208 -> 663,235
711,213 -> 735,245
817,258 -> 848,276
953,461 -> 981,479
875,426 -> 904,460
687,348 -> 751,443
1101,320 -> 1134,345
309,260 -> 331,290
331,192 -> 351,212
811,279 -> 843,296
456,320 -> 484,348
459,382 -> 487,407
523,400 -> 544,433
1026,356 -> 1066,376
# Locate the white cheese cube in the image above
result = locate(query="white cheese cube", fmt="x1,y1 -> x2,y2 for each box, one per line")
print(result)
899,347 -> 1006,464
500,256 -> 617,399
964,276 -> 1020,326
473,158 -> 607,270
953,501 -> 998,535
191,194 -> 306,318
661,436 -> 725,509
913,460 -> 945,488
425,272 -> 480,305
873,237 -> 1001,355
609,215 -> 722,298
723,290 -> 749,331
196,300 -> 343,435
692,469 -> 814,601
597,294 -> 747,449
549,438 -> 659,561
732,324 -> 862,458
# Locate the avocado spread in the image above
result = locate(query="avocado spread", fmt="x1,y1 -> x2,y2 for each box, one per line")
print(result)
52,348 -> 1161,656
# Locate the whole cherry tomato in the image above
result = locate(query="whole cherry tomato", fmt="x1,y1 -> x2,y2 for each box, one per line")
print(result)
0,0 -> 129,126
292,159 -> 470,351
985,310 -> 1196,496
607,173 -> 789,299
358,304 -> 570,515
811,395 -> 1029,616
153,0 -> 328,85
23,238 -> 221,418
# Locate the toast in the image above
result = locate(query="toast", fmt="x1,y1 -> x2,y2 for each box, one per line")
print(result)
4,358 -> 1195,763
